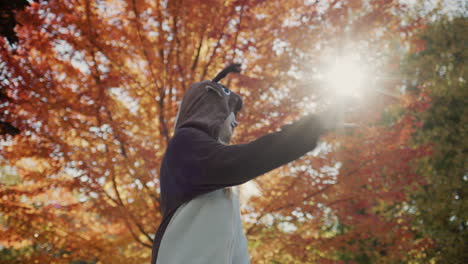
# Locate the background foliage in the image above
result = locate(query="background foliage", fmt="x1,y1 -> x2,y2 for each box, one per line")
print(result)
402,16 -> 467,264
0,0 -> 466,263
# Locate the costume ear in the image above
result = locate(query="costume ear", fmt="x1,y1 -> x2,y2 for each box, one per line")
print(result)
205,85 -> 223,97
212,63 -> 242,83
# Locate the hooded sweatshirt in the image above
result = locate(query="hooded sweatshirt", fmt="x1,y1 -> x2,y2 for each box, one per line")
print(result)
151,77 -> 326,264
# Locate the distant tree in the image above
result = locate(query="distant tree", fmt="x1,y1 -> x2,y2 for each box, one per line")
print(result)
402,16 -> 468,263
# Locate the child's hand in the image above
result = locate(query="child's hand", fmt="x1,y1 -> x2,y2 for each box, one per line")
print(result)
318,96 -> 360,132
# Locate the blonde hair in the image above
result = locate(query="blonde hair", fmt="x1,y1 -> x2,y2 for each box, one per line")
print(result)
224,181 -> 261,206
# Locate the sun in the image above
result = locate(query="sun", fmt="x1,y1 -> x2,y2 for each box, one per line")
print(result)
322,54 -> 371,97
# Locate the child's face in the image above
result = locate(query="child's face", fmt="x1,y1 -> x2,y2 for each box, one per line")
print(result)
218,112 -> 238,144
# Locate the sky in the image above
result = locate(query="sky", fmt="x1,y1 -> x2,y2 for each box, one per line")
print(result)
401,0 -> 467,17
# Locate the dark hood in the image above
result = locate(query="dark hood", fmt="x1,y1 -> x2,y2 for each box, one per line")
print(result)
175,80 -> 243,139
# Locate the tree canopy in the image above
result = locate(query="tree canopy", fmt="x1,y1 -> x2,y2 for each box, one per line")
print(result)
0,0 -> 465,263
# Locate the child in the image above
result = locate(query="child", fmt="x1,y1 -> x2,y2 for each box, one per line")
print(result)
151,64 -> 344,264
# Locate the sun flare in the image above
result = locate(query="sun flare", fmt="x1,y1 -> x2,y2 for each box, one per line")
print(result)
323,55 -> 371,97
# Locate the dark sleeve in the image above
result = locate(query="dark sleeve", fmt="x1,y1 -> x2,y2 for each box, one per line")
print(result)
173,114 -> 326,191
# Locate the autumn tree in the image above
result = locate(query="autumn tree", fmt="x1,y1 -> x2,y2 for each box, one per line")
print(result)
0,0 -> 425,263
